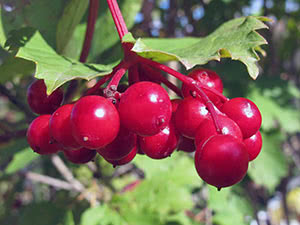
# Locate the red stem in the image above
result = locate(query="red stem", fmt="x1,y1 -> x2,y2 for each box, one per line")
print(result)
80,0 -> 99,62
128,64 -> 140,85
107,0 -> 128,40
138,56 -> 224,133
140,64 -> 182,97
84,74 -> 112,96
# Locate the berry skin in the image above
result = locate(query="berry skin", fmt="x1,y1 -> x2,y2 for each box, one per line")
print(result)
171,99 -> 182,113
27,115 -> 61,155
118,81 -> 172,136
181,69 -> 223,106
221,97 -> 262,139
71,95 -> 120,149
27,79 -> 63,114
174,97 -> 211,139
244,131 -> 262,161
177,136 -> 196,153
194,115 -> 243,148
49,104 -> 80,150
105,146 -> 137,167
97,126 -> 137,160
195,135 -> 249,189
64,148 -> 96,164
138,122 -> 179,159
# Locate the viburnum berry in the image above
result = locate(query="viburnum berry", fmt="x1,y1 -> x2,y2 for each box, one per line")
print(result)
27,115 -> 61,155
181,68 -> 223,107
221,97 -> 262,139
118,81 -> 172,136
71,95 -> 120,149
27,79 -> 63,115
97,126 -> 137,160
138,122 -> 179,159
195,135 -> 249,189
194,115 -> 243,148
64,148 -> 96,164
49,104 -> 80,150
244,131 -> 263,161
174,96 -> 211,139
177,136 -> 196,153
104,146 -> 137,167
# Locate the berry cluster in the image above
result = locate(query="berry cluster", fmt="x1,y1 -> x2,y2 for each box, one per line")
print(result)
26,67 -> 262,190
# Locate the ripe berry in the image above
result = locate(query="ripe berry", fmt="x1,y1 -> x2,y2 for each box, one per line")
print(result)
177,136 -> 196,153
105,146 -> 137,167
27,79 -> 63,114
49,104 -> 80,150
244,131 -> 262,161
174,97 -> 211,139
97,126 -> 137,160
181,69 -> 223,106
27,115 -> 61,154
195,135 -> 249,189
221,97 -> 262,138
118,81 -> 172,136
64,148 -> 96,164
138,122 -> 179,159
71,95 -> 120,149
194,115 -> 243,148
171,99 -> 182,113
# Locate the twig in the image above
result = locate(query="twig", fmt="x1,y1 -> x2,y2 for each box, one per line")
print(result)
0,129 -> 27,143
0,84 -> 35,121
51,155 -> 84,192
24,171 -> 76,191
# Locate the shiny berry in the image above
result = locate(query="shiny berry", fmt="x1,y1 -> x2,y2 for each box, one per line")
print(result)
105,146 -> 137,167
195,135 -> 249,189
64,148 -> 96,164
97,126 -> 137,160
118,81 -> 172,136
171,99 -> 182,113
27,79 -> 63,114
27,115 -> 61,154
71,95 -> 120,149
174,97 -> 211,139
138,122 -> 179,159
49,104 -> 80,150
244,131 -> 262,161
221,97 -> 262,138
194,115 -> 243,148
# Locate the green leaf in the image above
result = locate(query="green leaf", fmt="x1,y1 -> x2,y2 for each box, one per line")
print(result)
0,56 -> 35,83
80,205 -> 125,225
56,0 -> 89,54
208,186 -> 253,225
124,16 -> 268,79
61,211 -> 75,225
15,32 -> 117,94
5,147 -> 39,174
248,132 -> 288,192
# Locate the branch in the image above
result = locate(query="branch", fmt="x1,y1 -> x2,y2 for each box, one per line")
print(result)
0,129 -> 27,143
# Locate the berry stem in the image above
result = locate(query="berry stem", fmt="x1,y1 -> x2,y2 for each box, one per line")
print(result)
128,64 -> 140,85
84,74 -> 112,96
140,64 -> 182,97
80,0 -> 99,63
107,0 -> 128,40
138,56 -> 223,133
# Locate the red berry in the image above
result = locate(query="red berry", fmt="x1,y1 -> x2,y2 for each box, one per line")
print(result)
181,69 -> 223,106
97,126 -> 137,160
64,148 -> 96,164
195,135 -> 249,189
71,95 -> 120,149
177,136 -> 196,153
171,99 -> 182,113
244,131 -> 262,161
221,97 -> 262,138
138,122 -> 179,159
118,81 -> 172,136
27,115 -> 61,154
49,104 -> 80,150
194,115 -> 243,148
105,146 -> 137,167
174,97 -> 211,139
27,80 -> 63,114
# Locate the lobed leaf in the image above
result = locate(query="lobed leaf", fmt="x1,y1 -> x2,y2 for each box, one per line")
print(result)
123,16 -> 269,79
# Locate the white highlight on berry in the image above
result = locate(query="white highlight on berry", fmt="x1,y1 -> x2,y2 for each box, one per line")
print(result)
200,107 -> 208,115
150,94 -> 158,103
243,103 -> 254,118
162,127 -> 170,135
95,109 -> 105,118
222,127 -> 229,135
83,137 -> 89,142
